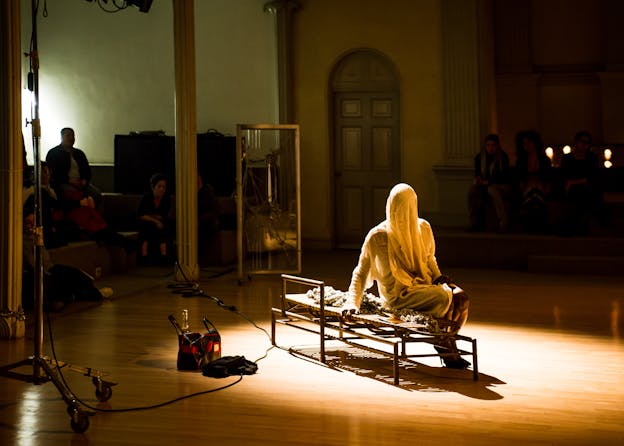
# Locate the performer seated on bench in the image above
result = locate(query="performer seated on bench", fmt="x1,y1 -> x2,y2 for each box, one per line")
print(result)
342,183 -> 470,369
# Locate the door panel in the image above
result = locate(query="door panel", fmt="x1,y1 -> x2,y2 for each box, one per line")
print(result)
342,127 -> 363,170
341,99 -> 362,117
372,127 -> 393,170
372,99 -> 393,117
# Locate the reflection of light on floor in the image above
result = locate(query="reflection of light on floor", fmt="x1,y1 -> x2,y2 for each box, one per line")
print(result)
239,319 -> 624,424
76,317 -> 624,444
552,305 -> 561,328
17,387 -> 40,446
125,307 -> 624,443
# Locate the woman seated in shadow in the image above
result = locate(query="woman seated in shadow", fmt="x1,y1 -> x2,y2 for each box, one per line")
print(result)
468,134 -> 513,232
137,173 -> 174,265
514,130 -> 552,233
22,161 -> 71,248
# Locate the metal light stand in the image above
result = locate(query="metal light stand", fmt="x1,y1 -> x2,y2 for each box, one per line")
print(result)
0,0 -> 115,433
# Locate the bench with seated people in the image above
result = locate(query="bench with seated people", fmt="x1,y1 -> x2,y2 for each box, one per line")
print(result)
47,193 -> 237,277
470,130 -> 617,236
100,193 -> 237,266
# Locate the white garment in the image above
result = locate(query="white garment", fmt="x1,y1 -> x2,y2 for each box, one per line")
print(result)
347,184 -> 452,317
68,153 -> 80,182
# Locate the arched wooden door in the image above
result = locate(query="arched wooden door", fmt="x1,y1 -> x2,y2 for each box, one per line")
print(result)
331,50 -> 400,247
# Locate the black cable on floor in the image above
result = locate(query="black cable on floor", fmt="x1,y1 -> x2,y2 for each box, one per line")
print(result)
43,257 -> 278,414
170,261 -> 275,349
39,263 -> 259,414
45,305 -> 245,414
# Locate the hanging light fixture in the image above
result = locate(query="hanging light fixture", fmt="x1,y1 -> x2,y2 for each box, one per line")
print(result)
85,0 -> 152,14
126,0 -> 153,13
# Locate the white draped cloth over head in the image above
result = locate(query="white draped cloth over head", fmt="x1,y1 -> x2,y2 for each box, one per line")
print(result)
346,183 -> 452,317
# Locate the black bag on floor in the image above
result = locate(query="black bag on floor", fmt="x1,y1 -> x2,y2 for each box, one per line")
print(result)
48,264 -> 103,302
201,355 -> 257,378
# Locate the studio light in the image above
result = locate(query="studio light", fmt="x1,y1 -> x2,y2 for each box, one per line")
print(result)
85,0 -> 153,14
126,0 -> 153,13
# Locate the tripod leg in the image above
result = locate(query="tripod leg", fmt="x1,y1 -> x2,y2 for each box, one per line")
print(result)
34,357 -> 95,432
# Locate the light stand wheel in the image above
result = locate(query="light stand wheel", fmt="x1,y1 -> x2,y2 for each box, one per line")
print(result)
93,377 -> 113,402
68,407 -> 90,433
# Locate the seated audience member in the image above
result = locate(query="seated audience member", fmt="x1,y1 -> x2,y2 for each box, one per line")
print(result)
343,183 -> 471,369
559,131 -> 603,235
468,134 -> 513,232
45,132 -> 133,248
55,179 -> 131,250
137,173 -> 174,264
46,127 -> 102,209
514,130 -> 552,233
23,162 -> 71,248
197,173 -> 221,265
22,202 -> 104,312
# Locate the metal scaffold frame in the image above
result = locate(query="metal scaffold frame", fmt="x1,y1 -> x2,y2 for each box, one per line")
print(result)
236,124 -> 301,283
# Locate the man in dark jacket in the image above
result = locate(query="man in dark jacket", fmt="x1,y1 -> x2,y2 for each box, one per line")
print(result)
467,134 -> 513,232
46,127 -> 101,208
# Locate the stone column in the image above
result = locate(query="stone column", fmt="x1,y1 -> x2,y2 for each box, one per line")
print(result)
433,0 -> 496,227
441,0 -> 484,166
173,0 -> 199,281
264,0 -> 300,124
0,0 -> 25,338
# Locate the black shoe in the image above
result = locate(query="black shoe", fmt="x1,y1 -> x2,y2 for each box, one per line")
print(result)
434,343 -> 471,369
442,356 -> 471,369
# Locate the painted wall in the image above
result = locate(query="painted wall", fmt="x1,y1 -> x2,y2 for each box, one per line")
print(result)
292,0 -> 444,245
20,0 -> 277,165
494,0 -> 624,158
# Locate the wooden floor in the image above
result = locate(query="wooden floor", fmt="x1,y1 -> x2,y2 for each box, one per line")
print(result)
1,250 -> 623,445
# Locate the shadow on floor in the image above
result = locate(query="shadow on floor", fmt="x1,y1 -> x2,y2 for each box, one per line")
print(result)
290,345 -> 506,400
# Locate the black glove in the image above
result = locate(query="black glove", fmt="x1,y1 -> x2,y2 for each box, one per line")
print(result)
433,274 -> 451,285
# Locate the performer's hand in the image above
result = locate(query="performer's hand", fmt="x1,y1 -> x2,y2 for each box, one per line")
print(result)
341,304 -> 359,320
433,274 -> 451,285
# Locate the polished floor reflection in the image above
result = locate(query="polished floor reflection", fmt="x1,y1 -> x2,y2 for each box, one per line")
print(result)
1,250 -> 623,445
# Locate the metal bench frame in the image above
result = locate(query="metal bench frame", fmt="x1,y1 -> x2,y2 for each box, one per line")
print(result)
271,274 -> 479,385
